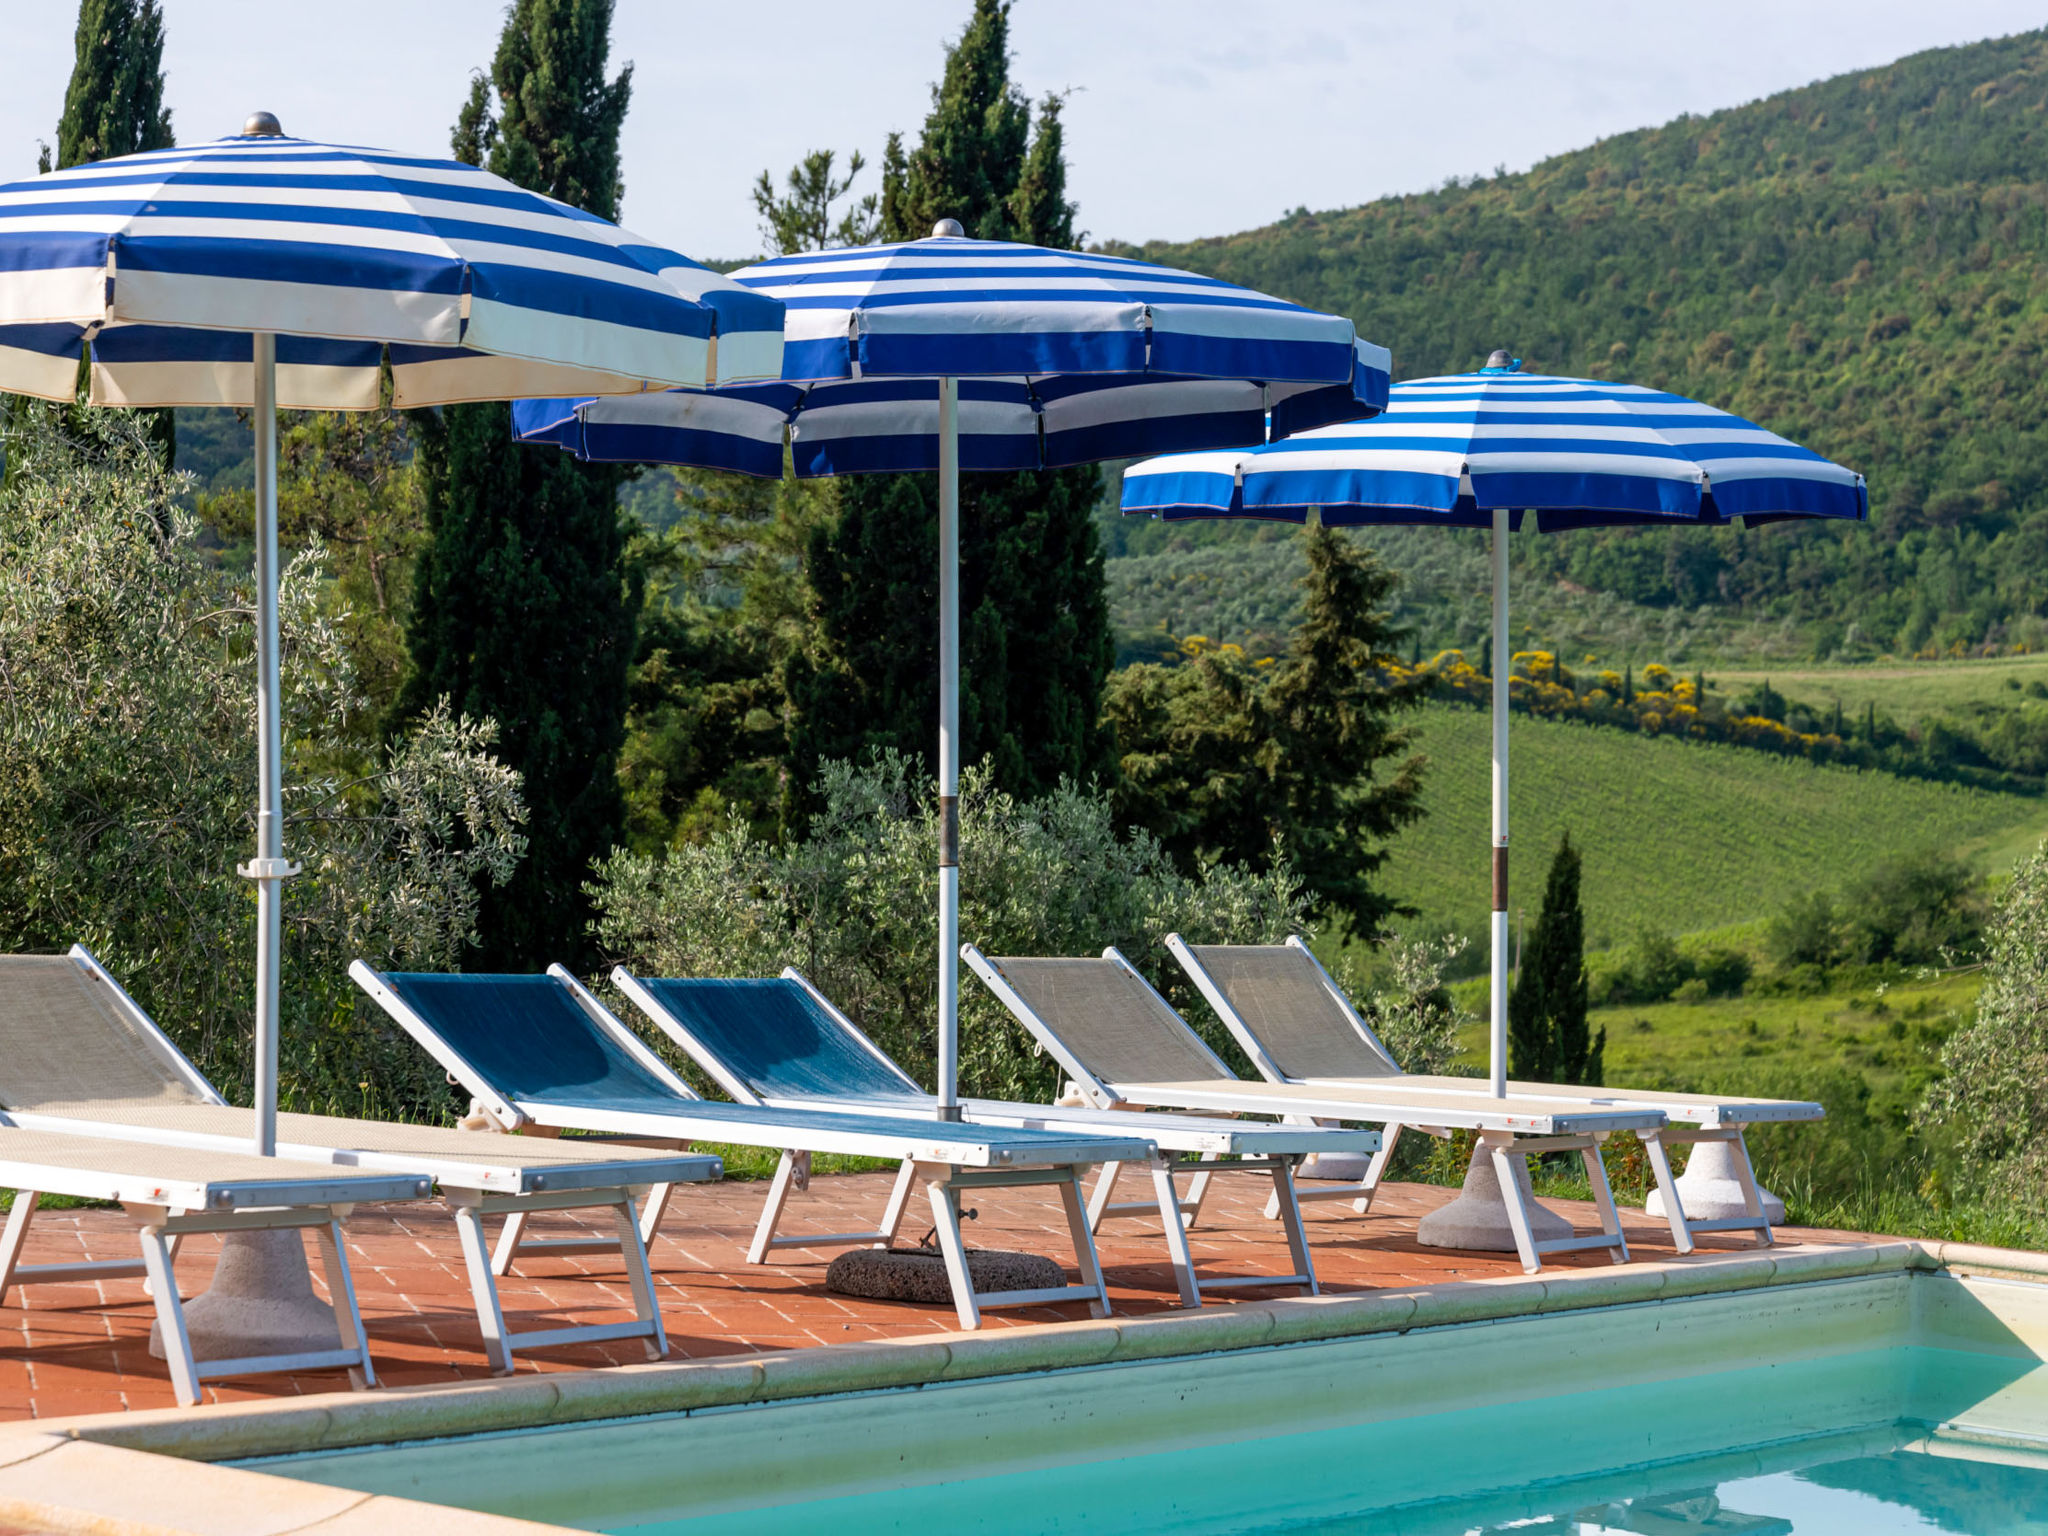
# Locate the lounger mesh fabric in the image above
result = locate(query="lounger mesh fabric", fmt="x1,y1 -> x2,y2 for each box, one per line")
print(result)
379,974 -> 692,1111
0,957 -> 204,1109
14,1100 -> 687,1165
0,1125 -> 368,1184
636,978 -> 922,1103
990,958 -> 1225,1087
1183,944 -> 1400,1081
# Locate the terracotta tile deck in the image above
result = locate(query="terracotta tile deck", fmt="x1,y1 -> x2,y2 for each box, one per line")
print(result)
0,1174 -> 1871,1421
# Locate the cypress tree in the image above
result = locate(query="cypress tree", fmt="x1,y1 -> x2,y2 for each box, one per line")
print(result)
788,0 -> 1111,813
1621,664 -> 1635,705
1508,832 -> 1604,1085
46,0 -> 172,169
398,0 -> 635,969
39,0 -> 176,467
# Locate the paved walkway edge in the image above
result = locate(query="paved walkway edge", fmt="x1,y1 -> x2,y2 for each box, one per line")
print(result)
2,1238 -> 2043,1535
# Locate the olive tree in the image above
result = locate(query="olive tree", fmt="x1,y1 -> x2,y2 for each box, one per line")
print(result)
0,406 -> 525,1117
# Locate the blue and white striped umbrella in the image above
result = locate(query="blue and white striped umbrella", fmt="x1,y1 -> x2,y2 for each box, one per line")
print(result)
1120,364 -> 1865,1118
515,228 -> 1390,1118
0,115 -> 781,1168
1122,369 -> 1867,526
0,132 -> 784,410
513,235 -> 1391,473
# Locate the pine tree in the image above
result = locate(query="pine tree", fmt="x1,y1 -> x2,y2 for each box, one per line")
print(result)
789,0 -> 1108,812
1104,525 -> 1429,932
398,0 -> 635,969
41,0 -> 176,467
1508,832 -> 1603,1085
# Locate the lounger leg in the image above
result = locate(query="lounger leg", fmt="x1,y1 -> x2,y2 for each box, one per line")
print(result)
1488,1138 -> 1542,1275
1726,1132 -> 1774,1249
610,1192 -> 668,1362
491,1210 -> 529,1277
924,1170 -> 981,1332
1268,1157 -> 1319,1296
1354,1124 -> 1403,1215
1056,1167 -> 1112,1321
1147,1160 -> 1201,1308
310,1219 -> 375,1391
1182,1153 -> 1220,1229
1086,1162 -> 1123,1234
137,1223 -> 202,1407
1640,1131 -> 1694,1254
452,1201 -> 516,1375
0,1192 -> 39,1303
1580,1138 -> 1630,1266
638,1182 -> 675,1248
746,1151 -> 803,1266
876,1158 -> 918,1248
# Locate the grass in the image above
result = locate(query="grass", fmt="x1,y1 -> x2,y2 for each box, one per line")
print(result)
1709,652 -> 2048,727
1379,703 -> 2048,946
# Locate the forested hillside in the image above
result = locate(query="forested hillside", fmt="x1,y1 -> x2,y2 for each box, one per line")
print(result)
1108,28 -> 2048,663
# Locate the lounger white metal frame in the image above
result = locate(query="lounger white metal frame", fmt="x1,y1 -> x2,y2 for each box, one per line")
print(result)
963,943 -> 1674,1274
0,949 -> 724,1374
351,961 -> 1152,1331
612,966 -> 1383,1305
1168,933 -> 1807,1254
0,1125 -> 425,1404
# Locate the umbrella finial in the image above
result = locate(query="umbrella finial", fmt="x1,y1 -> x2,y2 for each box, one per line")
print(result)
931,218 -> 965,238
241,111 -> 285,138
1485,349 -> 1516,370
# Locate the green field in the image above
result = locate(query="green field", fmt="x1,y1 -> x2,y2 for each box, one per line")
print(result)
1709,653 -> 2048,728
1380,704 -> 2048,947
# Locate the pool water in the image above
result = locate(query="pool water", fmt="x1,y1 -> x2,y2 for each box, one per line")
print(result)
250,1274 -> 2048,1535
610,1350 -> 2048,1536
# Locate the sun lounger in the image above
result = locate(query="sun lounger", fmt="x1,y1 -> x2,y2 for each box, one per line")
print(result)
0,949 -> 723,1373
0,1123 -> 422,1404
611,967 -> 1384,1305
963,944 -> 1675,1274
1168,935 -> 1821,1252
350,962 -> 1157,1330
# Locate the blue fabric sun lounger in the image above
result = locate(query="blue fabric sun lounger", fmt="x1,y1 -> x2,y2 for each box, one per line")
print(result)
612,967 -> 1384,1306
350,962 -> 1155,1329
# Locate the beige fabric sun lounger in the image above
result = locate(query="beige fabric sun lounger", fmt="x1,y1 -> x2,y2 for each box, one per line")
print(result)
0,1124 -> 423,1404
963,944 -> 1671,1274
1168,935 -> 1821,1251
611,967 -> 1384,1306
0,949 -> 723,1373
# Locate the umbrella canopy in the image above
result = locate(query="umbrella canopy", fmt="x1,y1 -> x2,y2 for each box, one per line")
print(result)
0,117 -> 784,1158
0,130 -> 784,410
1119,363 -> 1865,1103
517,228 -> 1390,1117
1123,368 -> 1868,526
513,236 -> 1391,472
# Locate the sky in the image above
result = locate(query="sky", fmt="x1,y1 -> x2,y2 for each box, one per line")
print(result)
4,1 -> 2043,260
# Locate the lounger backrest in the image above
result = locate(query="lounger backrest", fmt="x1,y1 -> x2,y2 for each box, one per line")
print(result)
1174,937 -> 1402,1080
365,970 -> 699,1114
0,950 -> 218,1109
972,950 -> 1235,1090
624,974 -> 924,1105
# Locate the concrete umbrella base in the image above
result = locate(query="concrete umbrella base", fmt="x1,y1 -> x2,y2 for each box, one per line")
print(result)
1645,1138 -> 1787,1225
827,1246 -> 1067,1306
1416,1143 -> 1573,1252
149,1228 -> 337,1361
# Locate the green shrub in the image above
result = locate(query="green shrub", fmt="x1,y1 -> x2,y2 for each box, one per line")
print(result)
591,754 -> 1310,1101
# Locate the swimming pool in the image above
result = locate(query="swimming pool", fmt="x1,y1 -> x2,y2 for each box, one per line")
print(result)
238,1256 -> 2048,1535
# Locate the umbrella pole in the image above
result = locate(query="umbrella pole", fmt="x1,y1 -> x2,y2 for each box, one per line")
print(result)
936,376 -> 962,1120
1489,506 -> 1510,1099
242,332 -> 293,1156
159,333 -> 337,1366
